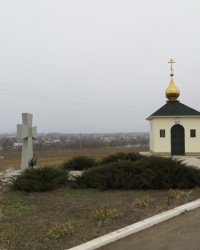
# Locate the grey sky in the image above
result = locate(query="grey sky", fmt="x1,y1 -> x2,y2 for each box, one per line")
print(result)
0,0 -> 200,133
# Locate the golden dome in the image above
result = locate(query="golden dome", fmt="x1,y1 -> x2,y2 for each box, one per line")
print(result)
165,59 -> 180,101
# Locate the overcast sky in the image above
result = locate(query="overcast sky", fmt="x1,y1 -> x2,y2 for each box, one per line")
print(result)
0,0 -> 200,133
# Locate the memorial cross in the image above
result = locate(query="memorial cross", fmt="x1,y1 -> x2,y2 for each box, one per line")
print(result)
17,113 -> 37,171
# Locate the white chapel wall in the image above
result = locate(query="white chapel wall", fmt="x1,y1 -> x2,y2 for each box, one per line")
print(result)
151,118 -> 172,153
149,121 -> 154,151
180,117 -> 200,153
150,117 -> 200,154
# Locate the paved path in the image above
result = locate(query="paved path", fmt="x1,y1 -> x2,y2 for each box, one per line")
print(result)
140,153 -> 200,169
98,207 -> 200,250
173,156 -> 200,169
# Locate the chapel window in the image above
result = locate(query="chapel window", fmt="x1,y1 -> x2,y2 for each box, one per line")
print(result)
190,129 -> 196,138
160,129 -> 165,138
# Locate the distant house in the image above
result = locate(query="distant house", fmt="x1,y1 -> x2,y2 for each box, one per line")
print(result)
52,140 -> 61,143
44,141 -> 51,145
13,143 -> 23,148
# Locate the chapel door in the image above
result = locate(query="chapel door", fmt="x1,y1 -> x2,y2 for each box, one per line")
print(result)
171,124 -> 185,155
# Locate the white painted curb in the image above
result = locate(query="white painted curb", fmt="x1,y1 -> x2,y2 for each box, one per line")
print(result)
68,199 -> 200,250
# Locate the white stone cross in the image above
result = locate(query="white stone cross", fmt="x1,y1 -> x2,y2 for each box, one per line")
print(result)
17,113 -> 37,171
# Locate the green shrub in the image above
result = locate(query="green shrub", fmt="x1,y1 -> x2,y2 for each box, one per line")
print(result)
139,156 -> 200,189
12,167 -> 68,192
62,155 -> 97,170
100,152 -> 144,165
74,156 -> 200,190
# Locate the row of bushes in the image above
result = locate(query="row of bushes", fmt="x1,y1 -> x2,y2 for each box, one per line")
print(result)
73,156 -> 200,190
11,153 -> 200,192
61,152 -> 144,170
13,153 -> 141,192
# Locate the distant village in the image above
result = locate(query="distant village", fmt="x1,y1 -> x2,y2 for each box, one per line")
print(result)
0,132 -> 149,150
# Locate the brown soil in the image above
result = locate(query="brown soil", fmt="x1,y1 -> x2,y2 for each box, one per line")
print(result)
1,186 -> 200,250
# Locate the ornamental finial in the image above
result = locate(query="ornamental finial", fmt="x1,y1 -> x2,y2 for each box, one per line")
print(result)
168,59 -> 175,77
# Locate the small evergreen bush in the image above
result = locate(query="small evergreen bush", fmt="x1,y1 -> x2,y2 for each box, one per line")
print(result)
74,160 -> 142,190
100,152 -> 144,165
74,156 -> 200,190
12,167 -> 68,192
62,155 -> 97,170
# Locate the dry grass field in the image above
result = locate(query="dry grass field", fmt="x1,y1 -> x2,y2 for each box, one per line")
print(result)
0,147 -> 148,172
1,185 -> 200,250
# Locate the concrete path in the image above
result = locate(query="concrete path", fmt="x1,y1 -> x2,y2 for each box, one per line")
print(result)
140,152 -> 200,169
173,156 -> 200,169
98,207 -> 200,250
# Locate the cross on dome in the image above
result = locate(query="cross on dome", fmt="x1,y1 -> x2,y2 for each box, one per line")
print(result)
168,59 -> 175,76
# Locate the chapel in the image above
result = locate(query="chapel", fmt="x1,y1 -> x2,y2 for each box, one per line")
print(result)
146,59 -> 200,155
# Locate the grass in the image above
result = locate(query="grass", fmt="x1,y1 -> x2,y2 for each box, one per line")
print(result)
45,222 -> 75,240
1,186 -> 200,250
94,207 -> 123,222
167,189 -> 188,199
5,203 -> 36,215
134,195 -> 155,207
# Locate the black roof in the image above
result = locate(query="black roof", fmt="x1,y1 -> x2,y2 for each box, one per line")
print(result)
147,101 -> 200,120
